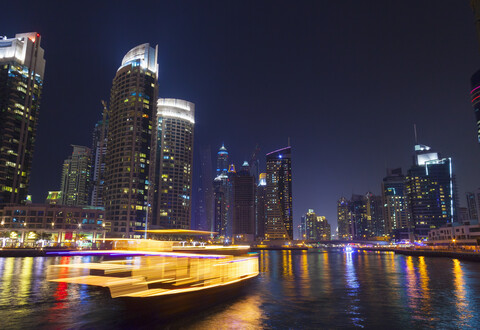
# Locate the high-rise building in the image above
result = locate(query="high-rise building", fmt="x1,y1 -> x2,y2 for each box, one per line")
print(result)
194,145 -> 214,231
104,43 -> 158,236
265,146 -> 293,240
153,98 -> 194,229
337,197 -> 351,239
466,191 -> 479,221
216,144 -> 228,176
303,209 -> 331,240
60,145 -> 92,206
406,144 -> 457,238
255,173 -> 267,239
90,119 -> 107,207
382,168 -> 410,235
0,33 -> 45,204
366,193 -> 385,237
232,161 -> 255,241
470,2 -> 480,142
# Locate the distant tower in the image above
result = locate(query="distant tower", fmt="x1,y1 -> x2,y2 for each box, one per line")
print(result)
470,2 -> 480,142
216,144 -> 228,176
382,168 -> 410,235
232,161 -> 256,241
153,98 -> 195,229
0,33 -> 46,204
255,173 -> 267,239
265,146 -> 293,240
196,145 -> 214,231
60,145 -> 92,206
104,43 -> 158,237
337,197 -> 350,239
90,118 -> 108,207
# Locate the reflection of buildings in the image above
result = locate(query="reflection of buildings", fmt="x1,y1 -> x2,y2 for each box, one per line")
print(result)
153,99 -> 195,229
60,145 -> 92,206
104,43 -> 158,237
265,146 -> 293,240
0,33 -> 46,204
0,204 -> 107,244
406,144 -> 457,238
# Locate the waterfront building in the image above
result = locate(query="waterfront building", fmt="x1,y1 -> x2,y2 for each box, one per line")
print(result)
428,220 -> 480,245
466,190 -> 480,222
255,173 -> 267,239
153,99 -> 194,230
232,162 -> 255,241
0,33 -> 45,205
470,2 -> 480,142
367,193 -> 385,237
406,144 -> 457,238
265,146 -> 293,240
90,118 -> 108,207
337,197 -> 351,239
382,168 -> 410,235
60,145 -> 92,206
349,194 -> 369,239
104,43 -> 158,236
194,145 -> 214,231
303,209 -> 331,241
0,203 -> 107,244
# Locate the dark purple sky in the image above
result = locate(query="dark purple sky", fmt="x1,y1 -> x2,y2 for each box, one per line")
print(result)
4,1 -> 480,238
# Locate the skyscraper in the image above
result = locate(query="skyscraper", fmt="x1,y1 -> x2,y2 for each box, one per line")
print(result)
256,173 -> 267,239
153,98 -> 194,229
232,161 -> 255,241
194,145 -> 214,231
216,144 -> 228,176
470,2 -> 480,142
0,33 -> 45,204
90,118 -> 107,207
337,197 -> 351,239
265,146 -> 293,240
406,144 -> 456,238
382,168 -> 410,235
104,43 -> 158,236
60,145 -> 92,206
466,190 -> 480,221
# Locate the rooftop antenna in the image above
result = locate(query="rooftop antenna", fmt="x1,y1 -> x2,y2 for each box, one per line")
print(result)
414,124 -> 418,144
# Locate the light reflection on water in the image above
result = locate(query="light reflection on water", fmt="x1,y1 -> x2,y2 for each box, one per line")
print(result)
1,251 -> 480,329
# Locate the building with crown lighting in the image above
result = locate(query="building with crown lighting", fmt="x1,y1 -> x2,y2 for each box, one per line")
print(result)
255,173 -> 267,239
104,44 -> 158,237
406,144 -> 457,238
153,98 -> 194,229
0,32 -> 45,205
265,146 -> 293,240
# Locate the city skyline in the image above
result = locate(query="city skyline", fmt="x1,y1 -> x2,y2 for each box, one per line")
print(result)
4,1 -> 480,233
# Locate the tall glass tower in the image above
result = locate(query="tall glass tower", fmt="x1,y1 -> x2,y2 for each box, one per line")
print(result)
265,146 -> 293,240
153,98 -> 194,229
0,33 -> 45,204
104,44 -> 158,237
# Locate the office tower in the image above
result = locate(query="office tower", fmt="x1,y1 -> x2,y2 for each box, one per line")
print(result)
90,118 -> 107,207
367,193 -> 385,237
0,33 -> 45,204
337,197 -> 351,239
153,98 -> 194,229
405,144 -> 457,238
466,191 -> 479,221
382,168 -> 410,235
304,209 -> 317,240
299,213 -> 307,240
232,162 -> 255,241
265,146 -> 293,240
60,145 -> 92,206
256,173 -> 267,239
349,194 -> 369,239
104,44 -> 158,236
316,216 -> 331,240
216,144 -> 228,176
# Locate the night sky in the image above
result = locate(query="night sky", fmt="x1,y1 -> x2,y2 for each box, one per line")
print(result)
4,1 -> 480,238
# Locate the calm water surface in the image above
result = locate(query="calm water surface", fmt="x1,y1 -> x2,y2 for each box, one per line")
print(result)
1,250 -> 480,329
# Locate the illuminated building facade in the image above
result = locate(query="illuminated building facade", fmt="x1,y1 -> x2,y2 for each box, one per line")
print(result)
232,162 -> 255,241
337,197 -> 351,239
194,145 -> 214,231
265,146 -> 292,240
90,119 -> 108,207
255,173 -> 267,239
382,168 -> 410,235
216,144 -> 228,176
466,190 -> 480,221
45,191 -> 62,205
0,33 -> 45,204
153,98 -> 194,229
0,204 -> 107,244
471,71 -> 480,143
213,144 -> 232,238
104,44 -> 158,236
60,145 -> 92,206
406,144 -> 457,238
